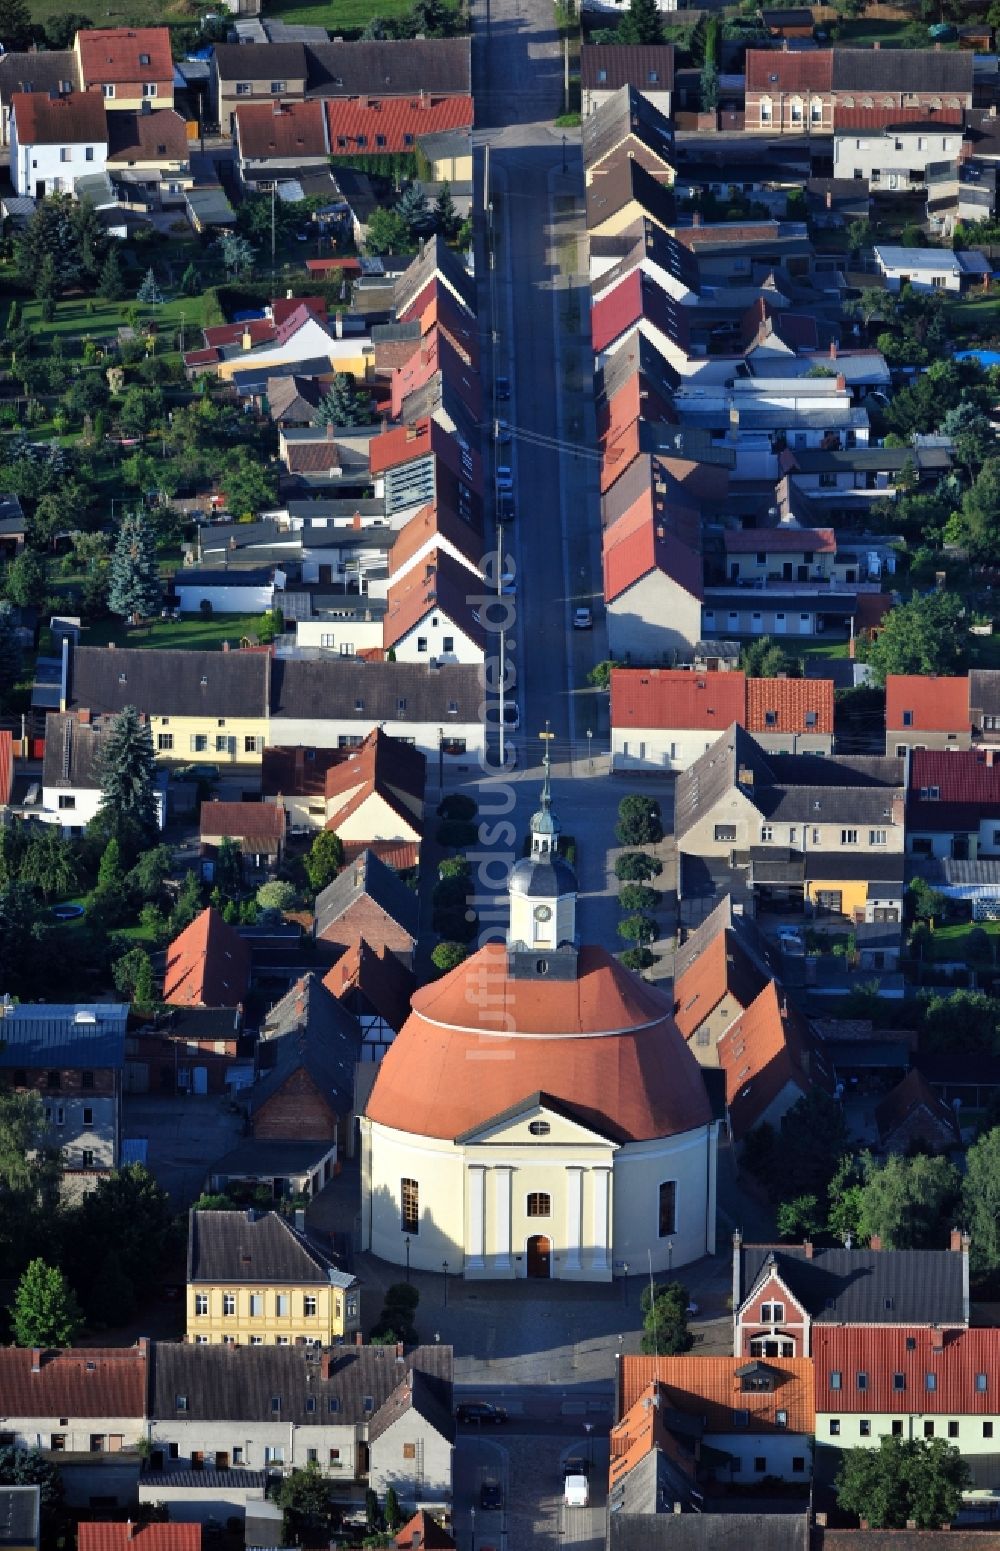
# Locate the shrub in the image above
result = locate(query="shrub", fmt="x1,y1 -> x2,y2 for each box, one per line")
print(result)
431,941 -> 467,975
618,914 -> 656,944
436,793 -> 477,821
619,883 -> 659,913
438,855 -> 470,880
615,851 -> 663,882
256,880 -> 295,913
620,946 -> 654,972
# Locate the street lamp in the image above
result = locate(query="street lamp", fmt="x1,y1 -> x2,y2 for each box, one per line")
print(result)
584,1422 -> 593,1468
562,134 -> 567,173
443,1260 -> 449,1306
667,1240 -> 673,1274
404,1235 -> 411,1284
622,1260 -> 629,1305
470,1505 -> 476,1551
587,729 -> 593,770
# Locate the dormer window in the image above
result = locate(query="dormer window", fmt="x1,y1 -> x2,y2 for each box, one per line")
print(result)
139,51 -> 150,64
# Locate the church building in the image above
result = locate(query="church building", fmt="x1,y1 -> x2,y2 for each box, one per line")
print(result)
360,766 -> 718,1281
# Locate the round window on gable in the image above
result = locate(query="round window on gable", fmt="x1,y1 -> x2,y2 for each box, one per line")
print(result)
529,1120 -> 551,1137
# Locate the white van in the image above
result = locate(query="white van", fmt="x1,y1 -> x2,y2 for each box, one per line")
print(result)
564,1474 -> 590,1508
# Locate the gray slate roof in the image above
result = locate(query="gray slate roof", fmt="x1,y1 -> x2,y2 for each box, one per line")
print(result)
140,1468 -> 267,1488
581,84 -> 674,173
580,44 -> 675,93
213,42 -> 308,81
42,712 -> 104,791
253,973 -> 362,1118
149,1341 -> 453,1428
673,892 -> 779,984
739,1243 -> 966,1326
187,1208 -> 354,1288
610,1515 -> 808,1551
0,1003 -> 127,1069
269,657 -> 483,723
67,647 -> 269,721
305,37 -> 471,98
0,50 -> 78,97
831,46 -> 972,94
0,1486 -> 40,1549
314,849 -> 419,941
211,1137 -> 336,1177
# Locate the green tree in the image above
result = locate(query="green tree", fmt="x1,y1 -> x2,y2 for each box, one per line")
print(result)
304,829 -> 344,893
179,261 -> 200,296
640,1281 -> 692,1355
619,883 -> 658,913
118,386 -> 164,438
4,549 -> 48,608
740,636 -> 796,678
0,1093 -> 60,1266
617,0 -> 662,43
108,513 -> 162,622
19,826 -> 78,902
0,600 -> 23,704
699,60 -> 719,112
431,940 -> 467,975
365,206 -> 410,256
587,659 -> 623,691
856,1153 -> 960,1250
95,706 -> 159,850
616,794 -> 662,846
396,183 -> 434,240
276,1463 -> 334,1544
0,883 -> 48,1001
62,1164 -> 173,1311
112,945 -> 156,1010
169,870 -> 203,935
0,0 -> 32,47
14,194 -> 107,293
126,844 -> 173,906
10,1259 -> 83,1347
615,851 -> 662,882
136,267 -> 163,306
618,913 -> 656,944
837,1435 -> 970,1529
384,1486 -> 401,1532
213,231 -> 255,277
948,458 -> 1000,563
776,1194 -> 824,1240
213,836 -> 243,899
220,447 -> 277,516
434,182 -> 461,241
35,251 -> 59,309
620,945 -> 654,971
257,879 -> 296,914
87,1249 -> 136,1328
909,876 -> 947,928
0,1448 -> 63,1537
962,1127 -> 1000,1276
312,373 -> 374,429
858,592 -> 968,686
97,246 -> 125,302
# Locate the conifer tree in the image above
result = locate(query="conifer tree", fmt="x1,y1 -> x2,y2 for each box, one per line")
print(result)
97,247 -> 125,302
136,267 -> 163,306
396,183 -> 434,240
108,511 -> 162,622
311,374 -> 373,429
95,707 -> 158,846
434,182 -> 460,241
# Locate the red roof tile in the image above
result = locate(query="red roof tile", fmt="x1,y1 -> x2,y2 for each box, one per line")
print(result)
813,1327 -> 1000,1413
236,100 -> 328,161
325,95 -> 473,157
11,90 -> 107,145
673,928 -> 766,1040
389,500 -> 484,578
834,105 -> 964,131
746,677 -> 834,736
203,319 -> 277,350
718,981 -> 834,1140
323,935 -> 416,1033
261,746 -> 346,799
163,906 -> 251,1009
591,271 -> 644,355
77,27 -> 173,87
620,1355 -> 815,1433
340,838 -> 420,870
383,546 -> 485,651
200,801 -> 286,849
394,1511 -> 454,1551
611,667 -> 745,731
724,526 -> 836,554
745,47 -> 833,93
909,748 -> 1000,804
365,942 -> 712,1143
0,1345 -> 147,1417
609,1380 -> 697,1493
270,295 -> 327,328
603,482 -> 703,604
0,730 -> 12,808
368,418 -> 433,475
80,1528 -> 201,1551
106,107 -> 189,163
886,674 -> 969,734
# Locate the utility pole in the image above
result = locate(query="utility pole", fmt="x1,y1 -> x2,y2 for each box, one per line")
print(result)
271,180 -> 276,282
564,35 -> 570,117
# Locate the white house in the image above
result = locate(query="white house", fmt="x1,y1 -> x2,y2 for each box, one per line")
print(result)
834,122 -> 964,192
39,711 -> 167,834
10,90 -> 108,198
382,548 -> 487,665
874,244 -> 991,293
172,567 -> 278,616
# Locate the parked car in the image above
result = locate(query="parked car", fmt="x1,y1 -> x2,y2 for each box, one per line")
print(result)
573,607 -> 593,630
495,465 -> 513,493
497,492 -> 515,523
495,375 -> 510,401
495,419 -> 511,445
502,701 -> 520,731
456,1402 -> 508,1424
480,1482 -> 503,1510
564,1473 -> 590,1508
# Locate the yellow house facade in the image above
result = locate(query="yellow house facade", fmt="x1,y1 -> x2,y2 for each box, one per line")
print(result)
186,1208 -> 359,1346
147,712 -> 269,766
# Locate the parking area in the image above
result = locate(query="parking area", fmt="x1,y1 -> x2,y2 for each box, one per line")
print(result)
453,1430 -> 607,1551
123,1094 -> 246,1207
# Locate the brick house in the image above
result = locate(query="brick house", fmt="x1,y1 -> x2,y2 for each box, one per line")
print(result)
744,47 -> 972,136
313,849 -> 419,966
251,974 -> 361,1151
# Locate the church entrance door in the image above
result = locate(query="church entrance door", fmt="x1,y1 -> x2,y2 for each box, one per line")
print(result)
527,1235 -> 552,1278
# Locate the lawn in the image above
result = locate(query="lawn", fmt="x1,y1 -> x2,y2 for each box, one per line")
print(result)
268,0 -> 458,28
945,291 -> 1000,342
923,919 -> 1000,964
19,293 -> 216,357
833,18 -> 939,47
79,613 -> 271,651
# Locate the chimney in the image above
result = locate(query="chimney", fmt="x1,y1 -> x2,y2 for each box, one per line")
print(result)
335,313 -> 343,339
835,373 -> 846,392
873,39 -> 880,48
242,326 -> 253,352
273,98 -> 283,116
30,1349 -> 41,1373
354,1330 -> 364,1346
321,1351 -> 333,1379
396,1341 -> 404,1357
987,750 -> 996,768
825,188 -> 833,211
829,340 -> 837,359
137,1337 -> 150,1356
126,1524 -> 136,1542
327,421 -> 335,441
803,1239 -> 814,1260
692,211 -> 702,227
950,1226 -> 964,1252
870,1234 -> 882,1251
294,1208 -> 306,1232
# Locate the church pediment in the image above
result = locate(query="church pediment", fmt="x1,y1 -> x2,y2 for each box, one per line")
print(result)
456,1092 -> 620,1148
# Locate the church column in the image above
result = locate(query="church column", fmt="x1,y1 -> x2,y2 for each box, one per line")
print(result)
493,1167 -> 513,1274
565,1168 -> 584,1273
467,1166 -> 486,1271
591,1167 -> 612,1273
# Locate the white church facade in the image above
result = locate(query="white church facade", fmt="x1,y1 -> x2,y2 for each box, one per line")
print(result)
360,766 -> 719,1282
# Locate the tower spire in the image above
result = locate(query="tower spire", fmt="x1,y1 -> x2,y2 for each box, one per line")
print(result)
532,723 -> 559,856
